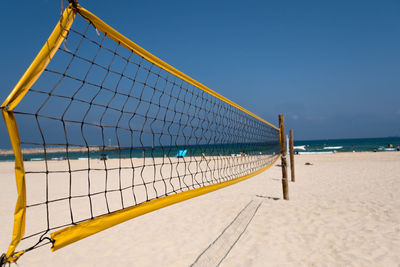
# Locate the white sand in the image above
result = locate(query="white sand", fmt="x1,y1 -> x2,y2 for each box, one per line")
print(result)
1,152 -> 399,266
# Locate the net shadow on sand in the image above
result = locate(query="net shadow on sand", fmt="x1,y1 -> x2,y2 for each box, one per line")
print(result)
191,199 -> 262,267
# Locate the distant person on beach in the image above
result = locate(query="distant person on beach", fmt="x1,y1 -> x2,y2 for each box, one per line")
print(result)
373,148 -> 377,152
396,146 -> 400,151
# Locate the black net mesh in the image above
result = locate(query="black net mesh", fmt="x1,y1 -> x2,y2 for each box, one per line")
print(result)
9,13 -> 280,253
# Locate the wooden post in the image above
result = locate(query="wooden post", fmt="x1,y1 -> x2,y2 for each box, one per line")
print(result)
278,114 -> 289,200
289,129 -> 295,182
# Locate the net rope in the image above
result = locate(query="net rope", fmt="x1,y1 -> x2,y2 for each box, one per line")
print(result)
6,11 -> 280,255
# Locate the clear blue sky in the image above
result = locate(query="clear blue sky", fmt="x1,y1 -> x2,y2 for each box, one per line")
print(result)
0,0 -> 399,147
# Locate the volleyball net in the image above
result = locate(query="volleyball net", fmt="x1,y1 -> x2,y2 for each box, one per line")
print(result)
0,2 -> 280,264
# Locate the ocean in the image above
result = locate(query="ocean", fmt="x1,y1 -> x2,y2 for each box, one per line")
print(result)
0,142 -> 281,162
294,137 -> 400,153
0,137 -> 399,162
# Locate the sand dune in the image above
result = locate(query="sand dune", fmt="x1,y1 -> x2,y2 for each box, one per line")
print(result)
0,152 -> 399,266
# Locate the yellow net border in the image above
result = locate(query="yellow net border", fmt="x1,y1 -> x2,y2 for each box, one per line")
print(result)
1,3 -> 280,263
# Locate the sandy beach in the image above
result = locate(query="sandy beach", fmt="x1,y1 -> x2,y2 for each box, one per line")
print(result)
0,152 -> 399,266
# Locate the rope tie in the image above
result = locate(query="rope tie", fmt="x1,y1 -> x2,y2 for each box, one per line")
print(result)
0,254 -> 6,267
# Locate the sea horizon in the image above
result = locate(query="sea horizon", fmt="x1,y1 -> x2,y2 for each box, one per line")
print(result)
295,136 -> 400,142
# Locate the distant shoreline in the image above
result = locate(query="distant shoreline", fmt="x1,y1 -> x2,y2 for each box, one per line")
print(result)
0,146 -> 118,156
294,136 -> 400,142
